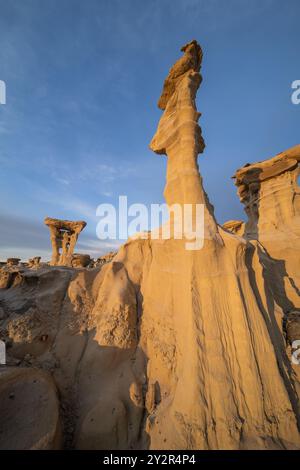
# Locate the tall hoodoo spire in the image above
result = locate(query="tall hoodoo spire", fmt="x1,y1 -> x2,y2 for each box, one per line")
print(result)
150,40 -> 218,240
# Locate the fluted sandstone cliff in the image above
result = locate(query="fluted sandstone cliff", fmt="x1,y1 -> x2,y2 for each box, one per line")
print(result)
234,147 -> 300,309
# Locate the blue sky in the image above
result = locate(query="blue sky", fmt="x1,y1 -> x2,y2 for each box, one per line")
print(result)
0,0 -> 299,260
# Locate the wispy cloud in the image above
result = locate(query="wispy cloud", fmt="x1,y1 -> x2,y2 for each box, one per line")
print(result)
77,237 -> 121,257
0,212 -> 120,261
0,213 -> 50,261
36,189 -> 98,222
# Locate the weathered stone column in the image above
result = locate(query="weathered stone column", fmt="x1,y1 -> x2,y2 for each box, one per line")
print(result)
59,231 -> 70,265
149,40 -> 218,242
44,218 -> 86,266
47,225 -> 60,265
66,229 -> 81,264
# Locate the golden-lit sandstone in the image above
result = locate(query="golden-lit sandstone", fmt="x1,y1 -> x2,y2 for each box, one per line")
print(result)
44,217 -> 86,266
0,42 -> 299,450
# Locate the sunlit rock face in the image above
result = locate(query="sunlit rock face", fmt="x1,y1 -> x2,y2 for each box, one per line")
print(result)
222,220 -> 245,236
234,145 -> 300,242
150,40 -> 218,242
234,145 -> 300,308
0,43 -> 299,450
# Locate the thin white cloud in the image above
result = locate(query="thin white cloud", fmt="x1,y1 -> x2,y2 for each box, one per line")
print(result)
39,191 -> 98,222
0,213 -> 121,262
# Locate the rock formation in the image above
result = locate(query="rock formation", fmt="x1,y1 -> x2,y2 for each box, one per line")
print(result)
6,258 -> 20,267
233,146 -> 300,301
0,42 -> 299,450
28,256 -> 41,268
234,145 -> 300,370
157,40 -> 203,111
0,263 -> 24,289
71,254 -> 91,268
150,39 -> 218,243
233,145 -> 300,243
95,251 -> 117,267
44,217 -> 86,266
222,219 -> 245,236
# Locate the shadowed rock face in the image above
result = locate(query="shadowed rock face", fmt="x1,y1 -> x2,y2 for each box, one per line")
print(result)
71,254 -> 91,268
0,43 -> 299,450
157,40 -> 203,110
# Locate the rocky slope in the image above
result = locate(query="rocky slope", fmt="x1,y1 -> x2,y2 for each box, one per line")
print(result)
0,41 -> 299,450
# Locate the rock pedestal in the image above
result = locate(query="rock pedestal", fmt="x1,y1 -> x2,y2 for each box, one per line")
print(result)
44,218 -> 86,266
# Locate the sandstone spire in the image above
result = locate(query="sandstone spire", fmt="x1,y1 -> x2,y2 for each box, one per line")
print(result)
150,40 -> 218,241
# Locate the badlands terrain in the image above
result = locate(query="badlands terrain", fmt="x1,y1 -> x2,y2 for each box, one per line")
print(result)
0,40 -> 299,450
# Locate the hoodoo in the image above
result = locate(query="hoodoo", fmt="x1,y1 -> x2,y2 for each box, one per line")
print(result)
44,217 -> 87,266
150,40 -> 218,242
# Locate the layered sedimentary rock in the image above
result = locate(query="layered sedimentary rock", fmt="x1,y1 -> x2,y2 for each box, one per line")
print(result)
234,146 -> 300,242
150,40 -> 218,243
234,147 -> 300,374
234,146 -> 300,315
44,217 -> 86,266
0,42 -> 299,450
